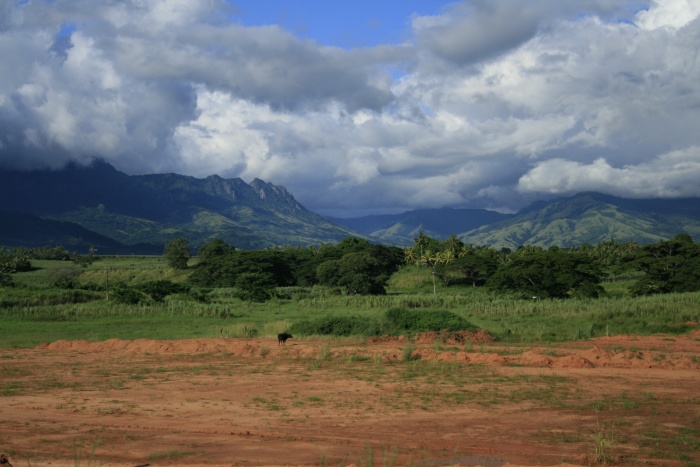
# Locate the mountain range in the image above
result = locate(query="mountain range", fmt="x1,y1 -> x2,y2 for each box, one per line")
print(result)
335,193 -> 700,250
0,160 -> 358,253
1,160 -> 699,253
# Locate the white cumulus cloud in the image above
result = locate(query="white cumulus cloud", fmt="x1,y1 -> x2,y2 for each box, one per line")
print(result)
1,0 -> 699,216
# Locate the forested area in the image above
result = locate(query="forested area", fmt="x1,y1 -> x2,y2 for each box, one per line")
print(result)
2,233 -> 700,303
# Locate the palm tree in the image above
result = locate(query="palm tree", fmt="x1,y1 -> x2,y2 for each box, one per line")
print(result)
404,247 -> 418,265
412,231 -> 427,261
458,245 -> 474,257
444,235 -> 464,255
439,250 -> 455,265
420,249 -> 433,267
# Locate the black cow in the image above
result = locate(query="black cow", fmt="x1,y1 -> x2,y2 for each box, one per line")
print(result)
278,333 -> 293,346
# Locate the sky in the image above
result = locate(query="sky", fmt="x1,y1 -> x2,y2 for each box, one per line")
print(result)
1,1 -> 700,217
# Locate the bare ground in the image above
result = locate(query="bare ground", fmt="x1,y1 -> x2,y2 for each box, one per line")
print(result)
1,329 -> 700,466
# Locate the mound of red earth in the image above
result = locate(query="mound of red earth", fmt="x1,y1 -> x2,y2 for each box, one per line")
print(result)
368,329 -> 497,345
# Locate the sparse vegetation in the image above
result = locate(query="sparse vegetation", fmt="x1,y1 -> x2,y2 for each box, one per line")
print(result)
591,414 -> 616,465
1,249 -> 699,348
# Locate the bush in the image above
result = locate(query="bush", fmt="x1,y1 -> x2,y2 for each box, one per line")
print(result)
385,308 -> 478,334
289,308 -> 479,338
111,284 -> 144,304
0,250 -> 32,273
48,266 -> 83,289
290,315 -> 384,337
189,288 -> 211,303
0,272 -> 14,287
78,282 -> 105,292
138,280 -> 190,302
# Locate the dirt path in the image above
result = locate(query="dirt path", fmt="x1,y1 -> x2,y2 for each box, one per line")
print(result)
1,331 -> 700,466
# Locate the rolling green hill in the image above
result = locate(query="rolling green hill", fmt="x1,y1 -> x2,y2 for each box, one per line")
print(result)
458,192 -> 700,250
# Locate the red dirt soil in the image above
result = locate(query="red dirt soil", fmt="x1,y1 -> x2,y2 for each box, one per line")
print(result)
1,330 -> 700,466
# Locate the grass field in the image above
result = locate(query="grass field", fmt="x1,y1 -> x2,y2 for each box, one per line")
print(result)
1,257 -> 699,348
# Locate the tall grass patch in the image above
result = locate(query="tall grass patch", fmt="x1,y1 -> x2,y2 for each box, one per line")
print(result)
2,258 -> 700,347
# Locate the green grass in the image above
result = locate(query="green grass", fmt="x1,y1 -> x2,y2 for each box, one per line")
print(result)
1,258 -> 700,348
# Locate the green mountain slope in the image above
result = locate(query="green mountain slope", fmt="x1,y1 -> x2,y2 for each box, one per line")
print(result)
0,210 -> 152,253
330,208 -> 510,245
3,161 -> 699,252
459,192 -> 700,249
0,160 -> 360,251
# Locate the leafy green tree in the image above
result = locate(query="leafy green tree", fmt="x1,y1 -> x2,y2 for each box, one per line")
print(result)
71,254 -> 94,268
404,246 -> 418,265
197,238 -> 235,262
335,237 -> 372,254
626,234 -> 700,295
413,232 -> 442,259
237,250 -> 295,286
488,249 -> 605,299
283,247 -> 320,287
317,252 -> 387,295
189,248 -> 294,288
443,235 -> 464,255
29,246 -> 71,261
0,247 -> 32,273
164,238 -> 191,269
367,244 -> 403,276
234,272 -> 276,302
447,249 -> 500,287
188,237 -> 401,291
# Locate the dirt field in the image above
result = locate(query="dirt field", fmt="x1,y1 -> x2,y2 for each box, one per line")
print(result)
1,329 -> 700,466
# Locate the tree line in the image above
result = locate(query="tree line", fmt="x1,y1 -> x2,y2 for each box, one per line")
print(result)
2,233 -> 699,302
162,233 -> 700,301
167,237 -> 404,301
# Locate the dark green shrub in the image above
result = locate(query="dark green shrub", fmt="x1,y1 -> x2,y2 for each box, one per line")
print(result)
290,315 -> 383,337
78,282 -> 105,292
385,308 -> 478,334
111,284 -> 144,304
0,272 -> 14,287
189,288 -> 211,303
138,280 -> 190,302
48,266 -> 82,289
290,309 -> 479,338
0,249 -> 32,273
